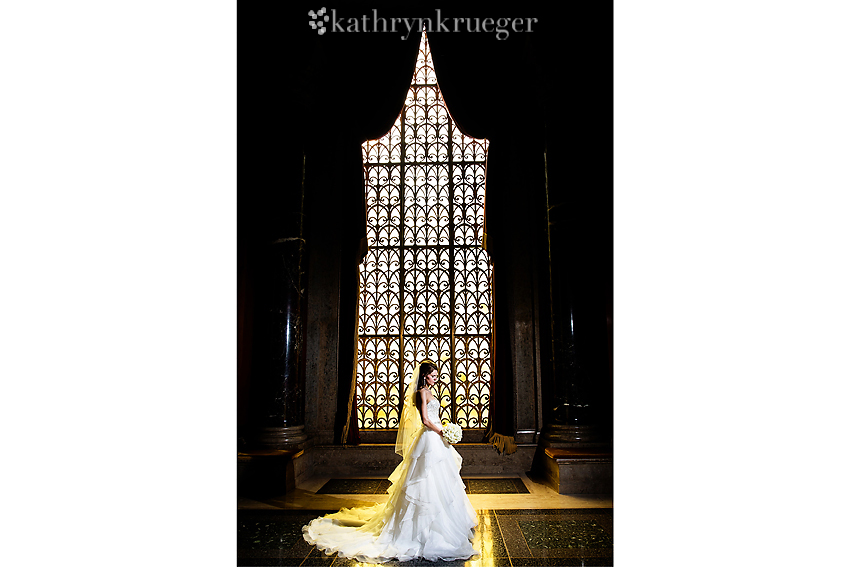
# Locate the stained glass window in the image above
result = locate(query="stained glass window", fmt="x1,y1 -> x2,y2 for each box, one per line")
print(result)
356,32 -> 493,431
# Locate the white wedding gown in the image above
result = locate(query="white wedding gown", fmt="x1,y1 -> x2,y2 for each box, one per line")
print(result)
302,398 -> 479,563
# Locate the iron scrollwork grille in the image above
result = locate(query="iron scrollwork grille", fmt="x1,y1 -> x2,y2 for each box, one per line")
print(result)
356,32 -> 493,432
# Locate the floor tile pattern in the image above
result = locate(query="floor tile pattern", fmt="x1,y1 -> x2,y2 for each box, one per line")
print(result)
465,478 -> 530,494
316,478 -> 530,495
517,519 -> 613,549
238,472 -> 613,512
316,479 -> 392,494
238,508 -> 613,567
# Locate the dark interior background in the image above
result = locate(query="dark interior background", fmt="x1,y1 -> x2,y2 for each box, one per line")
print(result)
237,2 -> 612,444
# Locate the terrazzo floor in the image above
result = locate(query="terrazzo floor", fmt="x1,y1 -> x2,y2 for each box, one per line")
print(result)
238,473 -> 613,567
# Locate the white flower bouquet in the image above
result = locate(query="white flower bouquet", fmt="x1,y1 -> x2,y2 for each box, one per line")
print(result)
443,422 -> 462,444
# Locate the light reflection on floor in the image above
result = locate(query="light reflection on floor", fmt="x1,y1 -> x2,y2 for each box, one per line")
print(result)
238,474 -> 613,566
239,472 -> 613,512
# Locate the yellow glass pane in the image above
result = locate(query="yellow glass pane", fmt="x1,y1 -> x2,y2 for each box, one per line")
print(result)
356,32 -> 492,430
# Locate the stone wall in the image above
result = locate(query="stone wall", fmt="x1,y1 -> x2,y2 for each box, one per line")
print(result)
304,444 -> 536,478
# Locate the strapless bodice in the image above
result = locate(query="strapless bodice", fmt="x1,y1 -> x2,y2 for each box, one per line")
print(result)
426,397 -> 440,425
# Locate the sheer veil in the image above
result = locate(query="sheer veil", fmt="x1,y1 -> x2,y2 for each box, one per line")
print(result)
305,357 -> 479,563
395,361 -> 429,458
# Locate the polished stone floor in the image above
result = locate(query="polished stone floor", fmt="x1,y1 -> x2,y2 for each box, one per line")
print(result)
315,478 -> 530,495
238,473 -> 613,567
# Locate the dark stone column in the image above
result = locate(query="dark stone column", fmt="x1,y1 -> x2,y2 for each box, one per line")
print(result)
256,237 -> 308,447
541,151 -> 612,447
255,158 -> 309,449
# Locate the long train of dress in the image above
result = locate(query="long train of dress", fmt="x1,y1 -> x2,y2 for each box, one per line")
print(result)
302,399 -> 479,563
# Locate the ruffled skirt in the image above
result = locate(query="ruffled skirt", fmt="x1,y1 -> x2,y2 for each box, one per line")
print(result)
302,428 -> 478,563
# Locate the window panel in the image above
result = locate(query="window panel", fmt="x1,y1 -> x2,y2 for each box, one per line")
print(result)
356,32 -> 492,430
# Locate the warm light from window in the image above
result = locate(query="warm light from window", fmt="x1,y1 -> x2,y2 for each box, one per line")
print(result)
356,32 -> 493,430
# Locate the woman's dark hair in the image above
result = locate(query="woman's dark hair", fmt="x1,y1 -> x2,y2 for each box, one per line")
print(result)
416,361 -> 439,389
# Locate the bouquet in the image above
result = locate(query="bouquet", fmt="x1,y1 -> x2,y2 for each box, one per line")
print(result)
442,422 -> 462,444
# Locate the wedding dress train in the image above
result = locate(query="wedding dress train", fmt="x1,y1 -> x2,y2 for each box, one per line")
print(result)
302,398 -> 478,563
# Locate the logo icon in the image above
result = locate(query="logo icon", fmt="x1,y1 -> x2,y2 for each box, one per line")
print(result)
308,7 -> 329,35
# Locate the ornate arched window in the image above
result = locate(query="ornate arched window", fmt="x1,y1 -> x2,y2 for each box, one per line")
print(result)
356,32 -> 492,434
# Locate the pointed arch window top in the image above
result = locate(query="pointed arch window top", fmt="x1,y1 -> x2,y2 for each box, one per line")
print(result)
412,31 -> 438,86
363,32 -> 488,166
355,31 -> 493,431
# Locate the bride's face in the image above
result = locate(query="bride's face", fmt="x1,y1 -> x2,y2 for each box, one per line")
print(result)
425,370 -> 438,386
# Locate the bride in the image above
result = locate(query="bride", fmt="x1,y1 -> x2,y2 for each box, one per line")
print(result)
302,361 -> 479,563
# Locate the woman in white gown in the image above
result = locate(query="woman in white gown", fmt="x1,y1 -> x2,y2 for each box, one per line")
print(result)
302,361 -> 479,563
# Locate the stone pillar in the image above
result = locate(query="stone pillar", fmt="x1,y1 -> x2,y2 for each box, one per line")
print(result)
256,237 -> 308,447
256,158 -> 309,449
541,153 -> 610,447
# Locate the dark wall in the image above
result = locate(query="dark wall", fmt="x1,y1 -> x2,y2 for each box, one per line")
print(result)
238,3 -> 612,441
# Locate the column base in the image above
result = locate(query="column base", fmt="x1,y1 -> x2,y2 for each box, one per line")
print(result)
514,429 -> 539,444
237,448 -> 298,496
257,425 -> 308,448
540,446 -> 612,494
541,423 -> 608,445
535,424 -> 612,494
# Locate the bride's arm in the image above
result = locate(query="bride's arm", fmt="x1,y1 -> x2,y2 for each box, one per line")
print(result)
417,390 -> 443,436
